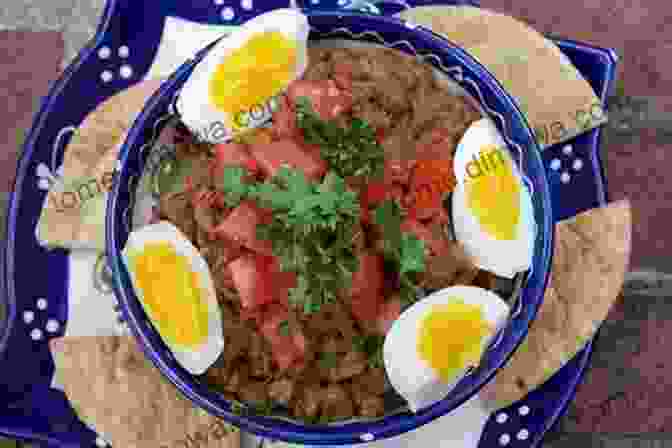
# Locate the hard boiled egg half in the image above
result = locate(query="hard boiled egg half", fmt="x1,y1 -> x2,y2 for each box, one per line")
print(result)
383,286 -> 510,413
451,118 -> 536,279
122,221 -> 224,375
176,8 -> 309,143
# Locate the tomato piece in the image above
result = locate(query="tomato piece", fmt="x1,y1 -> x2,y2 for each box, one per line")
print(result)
212,200 -> 274,255
227,253 -> 277,309
287,80 -> 352,120
376,298 -> 402,335
363,181 -> 389,205
350,293 -> 383,327
250,139 -> 326,181
259,304 -> 306,370
272,94 -> 301,140
211,142 -> 256,180
350,252 -> 385,299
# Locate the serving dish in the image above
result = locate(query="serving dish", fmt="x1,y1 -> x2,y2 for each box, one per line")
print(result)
0,0 -> 617,446
105,10 -> 553,445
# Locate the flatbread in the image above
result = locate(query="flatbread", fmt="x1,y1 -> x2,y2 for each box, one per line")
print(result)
37,79 -> 165,251
398,6 -> 607,150
50,336 -> 240,448
480,199 -> 631,409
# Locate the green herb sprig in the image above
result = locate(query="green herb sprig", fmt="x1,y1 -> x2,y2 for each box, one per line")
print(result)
373,199 -> 426,305
353,334 -> 385,369
295,97 -> 385,180
216,165 -> 361,314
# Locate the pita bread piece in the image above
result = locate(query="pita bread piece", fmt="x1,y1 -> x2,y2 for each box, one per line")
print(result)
37,79 -> 165,251
50,336 -> 240,448
479,199 -> 631,409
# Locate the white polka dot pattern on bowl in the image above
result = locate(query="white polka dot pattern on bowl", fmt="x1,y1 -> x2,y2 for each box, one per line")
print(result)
30,328 -> 43,341
119,65 -> 133,79
360,433 -> 375,442
214,0 -> 225,4
46,319 -> 60,333
23,311 -> 35,324
517,429 -> 530,440
95,436 -> 108,447
221,6 -> 235,20
560,171 -> 571,184
518,405 -> 530,416
496,412 -> 508,424
36,298 -> 48,310
241,0 -> 253,10
499,433 -> 511,446
98,46 -> 111,59
550,158 -> 561,171
572,158 -> 583,171
562,144 -> 573,156
118,45 -> 130,58
100,70 -> 113,83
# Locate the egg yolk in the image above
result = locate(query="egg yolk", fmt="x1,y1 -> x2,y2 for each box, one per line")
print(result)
209,31 -> 297,127
417,299 -> 492,381
130,242 -> 209,348
465,145 -> 520,240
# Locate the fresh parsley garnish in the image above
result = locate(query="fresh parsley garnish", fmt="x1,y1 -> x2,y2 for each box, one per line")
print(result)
295,97 -> 385,180
250,167 -> 361,314
278,320 -> 290,337
214,166 -> 252,208
373,200 -> 426,305
353,334 -> 385,369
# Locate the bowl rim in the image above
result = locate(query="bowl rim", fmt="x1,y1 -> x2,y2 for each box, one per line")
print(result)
106,10 -> 554,445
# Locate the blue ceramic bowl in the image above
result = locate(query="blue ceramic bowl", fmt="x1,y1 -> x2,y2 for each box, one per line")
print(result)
106,11 -> 554,445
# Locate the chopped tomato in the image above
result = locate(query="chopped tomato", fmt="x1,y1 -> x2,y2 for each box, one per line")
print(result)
272,94 -> 300,140
363,181 -> 389,205
269,262 -> 298,308
350,293 -> 383,327
287,79 -> 352,120
213,200 -> 273,255
227,252 -> 277,309
259,304 -> 306,370
376,298 -> 402,335
298,142 -> 329,176
350,252 -> 385,299
360,181 -> 390,224
250,139 -> 326,181
401,219 -> 451,256
212,142 -> 255,176
375,128 -> 386,144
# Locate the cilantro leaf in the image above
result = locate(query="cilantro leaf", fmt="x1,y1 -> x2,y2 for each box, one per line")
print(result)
295,97 -> 385,180
373,200 -> 426,306
353,334 -> 385,369
278,320 -> 290,337
248,168 -> 361,314
214,166 -> 251,208
400,233 -> 426,275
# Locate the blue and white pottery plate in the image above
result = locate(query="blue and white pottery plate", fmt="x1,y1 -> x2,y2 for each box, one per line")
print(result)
0,0 -> 617,446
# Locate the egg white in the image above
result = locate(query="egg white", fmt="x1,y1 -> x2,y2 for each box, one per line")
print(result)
176,8 -> 309,143
451,118 -> 536,279
383,286 -> 510,413
122,221 -> 225,375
